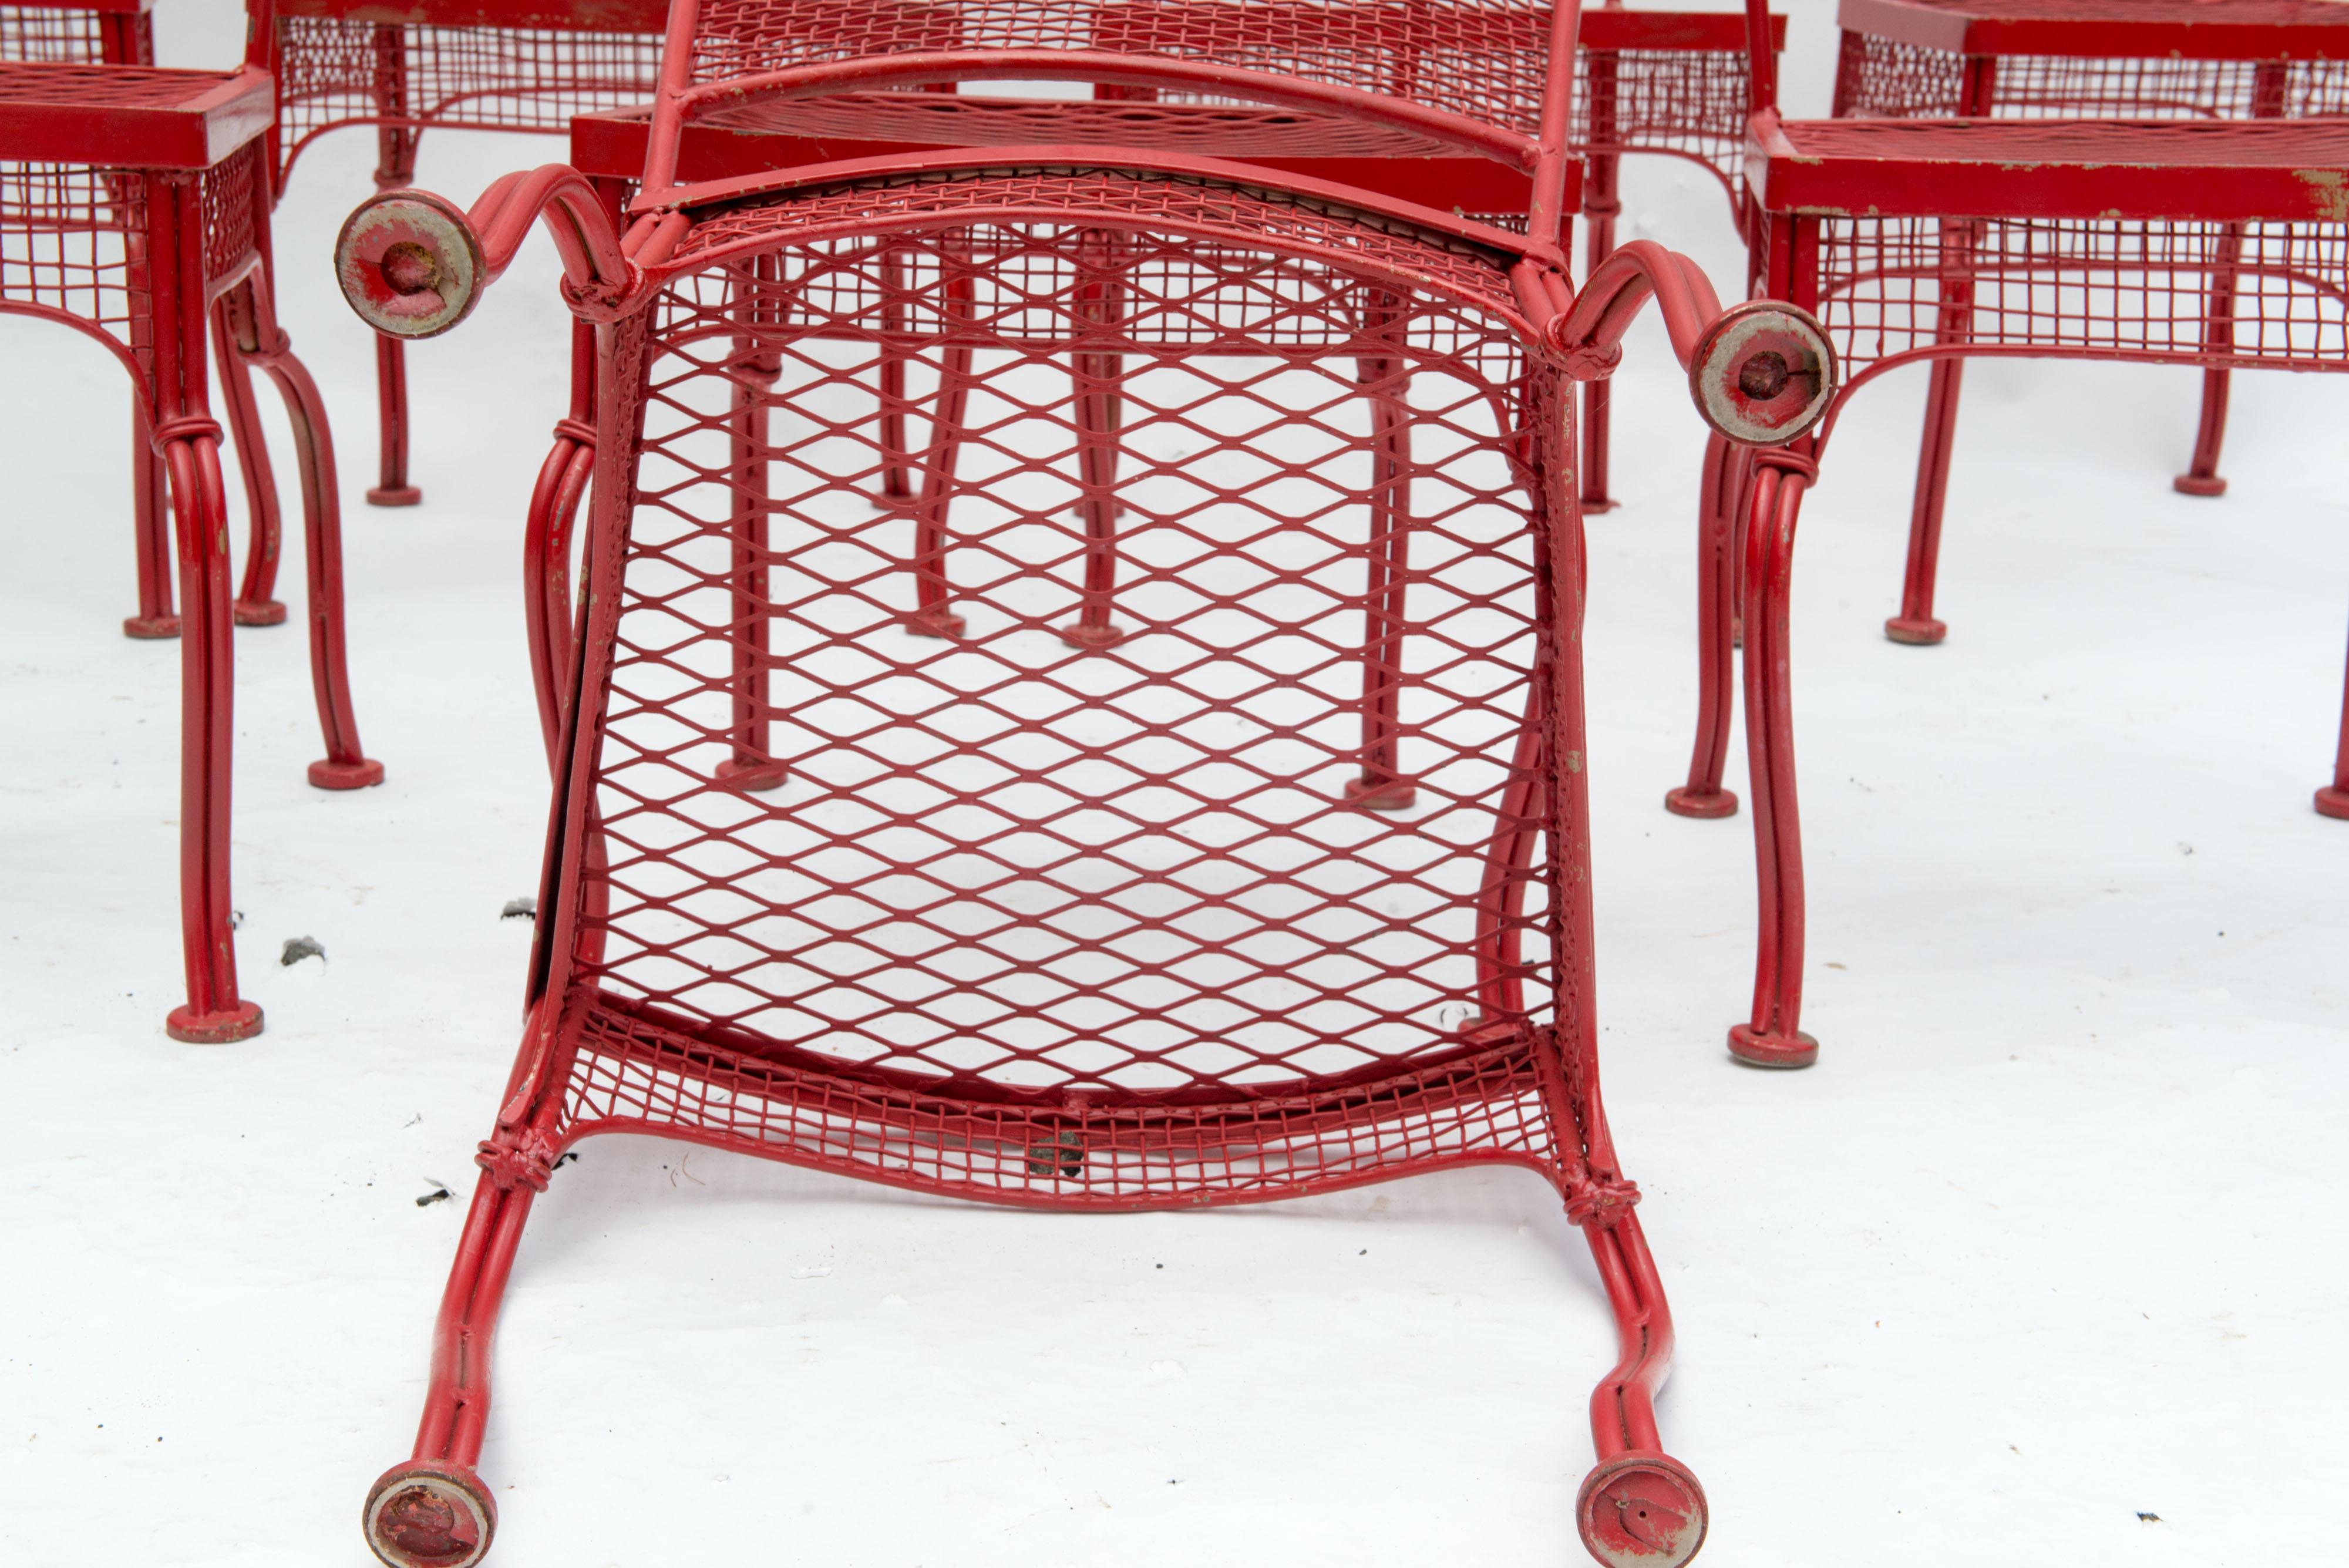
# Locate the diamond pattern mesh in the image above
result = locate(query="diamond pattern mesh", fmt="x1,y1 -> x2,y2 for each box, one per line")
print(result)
548,177 -> 1588,1203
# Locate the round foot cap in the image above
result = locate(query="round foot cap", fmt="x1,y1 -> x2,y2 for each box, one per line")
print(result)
1664,786 -> 1738,820
1577,1451 -> 1708,1568
1728,1023 -> 1818,1069
1344,776 -> 1417,811
368,486 -> 423,507
2316,786 -> 2349,820
1580,496 -> 1620,516
364,1461 -> 496,1568
167,999 -> 264,1044
309,758 -> 386,790
2172,473 -> 2227,498
716,757 -> 789,792
122,614 -> 181,640
233,598 -> 288,627
1884,616 -> 1946,646
1056,621 -> 1127,649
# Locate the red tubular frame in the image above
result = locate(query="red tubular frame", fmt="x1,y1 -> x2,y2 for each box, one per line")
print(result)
334,5 -> 1814,1561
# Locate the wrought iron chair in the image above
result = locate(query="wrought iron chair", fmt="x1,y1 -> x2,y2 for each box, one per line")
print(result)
0,2 -> 379,1042
1670,0 -> 2349,1072
330,2 -> 1832,1562
1833,0 -> 2349,510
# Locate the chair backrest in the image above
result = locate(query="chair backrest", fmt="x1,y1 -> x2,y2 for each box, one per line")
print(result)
638,0 -> 1585,221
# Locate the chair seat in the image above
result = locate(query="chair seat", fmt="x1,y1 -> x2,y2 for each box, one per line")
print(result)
1749,113 -> 2349,221
1838,0 -> 2349,62
0,60 -> 270,169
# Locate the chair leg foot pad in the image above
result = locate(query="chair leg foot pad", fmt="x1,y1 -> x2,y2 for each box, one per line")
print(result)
1728,1024 -> 1818,1069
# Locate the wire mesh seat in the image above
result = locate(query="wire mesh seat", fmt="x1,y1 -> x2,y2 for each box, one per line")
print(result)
327,4 -> 1835,1563
1664,1 -> 2349,1074
0,45 -> 381,1042
1831,0 -> 2349,494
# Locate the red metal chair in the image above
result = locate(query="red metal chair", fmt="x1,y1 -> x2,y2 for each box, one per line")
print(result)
329,3 -> 1831,1562
261,0 -> 668,504
1832,0 -> 2349,506
0,8 -> 380,1042
1670,0 -> 2349,1071
0,0 -> 304,640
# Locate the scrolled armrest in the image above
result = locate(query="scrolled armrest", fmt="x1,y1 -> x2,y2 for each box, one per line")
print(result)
334,165 -> 639,340
1545,243 -> 1837,446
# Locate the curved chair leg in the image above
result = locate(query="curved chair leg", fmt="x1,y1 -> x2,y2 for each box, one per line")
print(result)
124,400 -> 180,638
2319,610 -> 2349,820
1729,453 -> 1818,1069
1578,146 -> 1621,515
362,1163 -> 542,1568
1347,309 -> 1418,811
2175,368 -> 2232,498
221,274 -> 384,790
720,258 -> 788,791
1886,354 -> 1963,646
212,291 -> 289,627
903,268 -> 974,639
1574,1210 -> 1707,1568
874,244 -> 917,509
367,86 -> 425,507
1667,433 -> 1745,819
1058,230 -> 1129,650
2175,214 -> 2245,499
524,436 -> 594,773
157,417 -> 261,1044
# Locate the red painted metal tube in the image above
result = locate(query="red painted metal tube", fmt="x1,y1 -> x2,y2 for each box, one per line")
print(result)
1547,239 -> 1725,375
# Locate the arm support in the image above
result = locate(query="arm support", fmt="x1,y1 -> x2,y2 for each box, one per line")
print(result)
334,165 -> 640,339
1540,242 -> 1837,446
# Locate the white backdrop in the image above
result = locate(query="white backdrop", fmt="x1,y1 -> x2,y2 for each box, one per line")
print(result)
2,3 -> 2343,1564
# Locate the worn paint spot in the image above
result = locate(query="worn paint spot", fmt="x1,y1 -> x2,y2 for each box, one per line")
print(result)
2294,168 -> 2349,222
